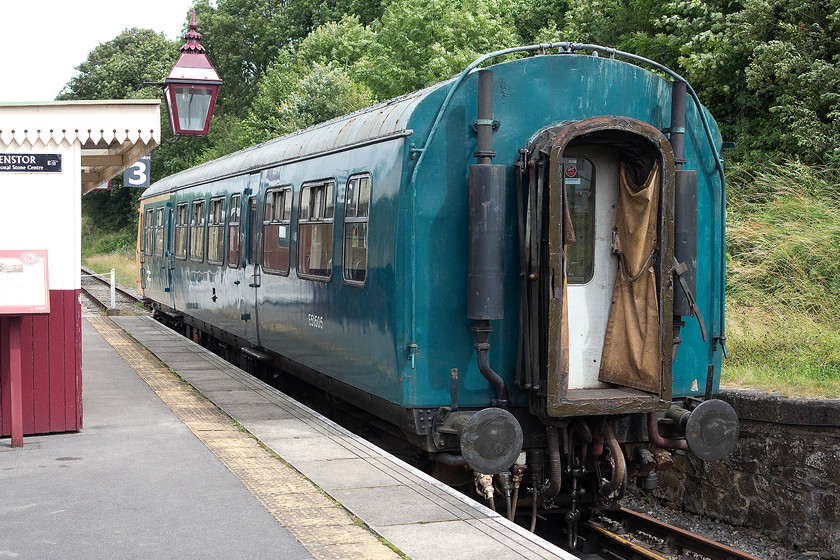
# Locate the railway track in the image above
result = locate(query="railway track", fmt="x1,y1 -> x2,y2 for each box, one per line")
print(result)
80,267 -> 144,315
578,507 -> 763,560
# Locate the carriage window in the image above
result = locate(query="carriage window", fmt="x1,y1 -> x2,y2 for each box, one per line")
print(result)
207,197 -> 225,265
228,194 -> 241,267
564,157 -> 595,284
174,202 -> 188,259
263,186 -> 293,275
143,208 -> 153,255
298,180 -> 335,279
343,174 -> 371,284
189,199 -> 206,262
153,207 -> 165,257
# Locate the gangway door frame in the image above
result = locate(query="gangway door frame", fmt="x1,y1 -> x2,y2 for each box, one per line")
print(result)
540,117 -> 676,418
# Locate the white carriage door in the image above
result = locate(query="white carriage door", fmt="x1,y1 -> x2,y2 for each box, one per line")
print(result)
564,149 -> 620,390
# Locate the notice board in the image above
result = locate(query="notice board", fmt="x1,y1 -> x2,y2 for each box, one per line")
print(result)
0,250 -> 50,314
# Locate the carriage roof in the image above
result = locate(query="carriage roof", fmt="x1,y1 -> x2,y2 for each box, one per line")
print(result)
142,81 -> 446,197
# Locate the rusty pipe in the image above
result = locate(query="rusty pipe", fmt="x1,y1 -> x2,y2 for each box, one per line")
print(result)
648,412 -> 688,451
473,321 -> 509,406
545,425 -> 563,500
434,452 -> 469,467
599,422 -> 627,499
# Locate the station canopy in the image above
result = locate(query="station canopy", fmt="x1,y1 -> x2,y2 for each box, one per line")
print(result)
0,100 -> 161,193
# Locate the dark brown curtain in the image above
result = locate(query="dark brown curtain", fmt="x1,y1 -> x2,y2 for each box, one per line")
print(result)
598,160 -> 662,393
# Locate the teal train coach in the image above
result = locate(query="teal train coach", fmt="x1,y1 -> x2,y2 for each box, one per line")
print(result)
139,43 -> 739,542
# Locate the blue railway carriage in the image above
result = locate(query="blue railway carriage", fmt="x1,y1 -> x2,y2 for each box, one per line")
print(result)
139,43 -> 739,540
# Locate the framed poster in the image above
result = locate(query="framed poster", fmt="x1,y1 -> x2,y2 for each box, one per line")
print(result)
0,250 -> 50,314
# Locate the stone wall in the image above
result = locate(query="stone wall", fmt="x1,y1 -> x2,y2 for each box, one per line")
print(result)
654,390 -> 840,558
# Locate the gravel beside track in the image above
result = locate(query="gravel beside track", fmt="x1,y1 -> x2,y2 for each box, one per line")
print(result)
620,494 -> 811,559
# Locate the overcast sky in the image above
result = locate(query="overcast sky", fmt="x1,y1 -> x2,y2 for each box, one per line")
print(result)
0,1 -> 198,102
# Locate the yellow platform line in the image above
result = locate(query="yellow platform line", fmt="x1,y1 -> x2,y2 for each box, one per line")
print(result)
88,316 -> 402,560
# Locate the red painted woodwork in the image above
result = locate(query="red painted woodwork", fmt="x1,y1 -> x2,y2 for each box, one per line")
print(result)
0,289 -> 82,437
8,317 -> 23,446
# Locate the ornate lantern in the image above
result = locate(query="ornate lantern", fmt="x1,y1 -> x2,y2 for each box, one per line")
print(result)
163,10 -> 222,136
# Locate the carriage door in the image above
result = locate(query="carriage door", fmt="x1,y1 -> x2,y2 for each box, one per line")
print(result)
240,173 -> 261,346
165,206 -> 174,297
153,206 -> 167,296
562,149 -> 620,390
140,207 -> 151,292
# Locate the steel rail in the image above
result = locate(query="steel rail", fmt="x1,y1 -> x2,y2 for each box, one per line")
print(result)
606,507 -> 763,560
584,521 -> 670,559
80,284 -> 109,312
80,267 -> 141,312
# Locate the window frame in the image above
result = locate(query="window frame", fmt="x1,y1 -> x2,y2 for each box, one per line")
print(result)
207,196 -> 226,265
153,207 -> 165,257
174,202 -> 189,260
227,193 -> 241,268
143,208 -> 154,256
563,157 -> 596,285
342,173 -> 371,286
262,185 -> 293,276
189,198 -> 207,263
297,179 -> 336,281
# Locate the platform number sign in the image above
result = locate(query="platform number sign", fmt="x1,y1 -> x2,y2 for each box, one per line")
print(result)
124,154 -> 151,188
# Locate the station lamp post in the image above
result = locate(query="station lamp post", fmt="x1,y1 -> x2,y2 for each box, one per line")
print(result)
162,9 -> 222,136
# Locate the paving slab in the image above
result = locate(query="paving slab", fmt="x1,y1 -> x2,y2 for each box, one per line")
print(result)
299,457 -> 405,491
111,315 -> 578,560
0,320 -> 312,560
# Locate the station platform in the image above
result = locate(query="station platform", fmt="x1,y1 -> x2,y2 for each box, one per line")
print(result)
1,316 -> 575,560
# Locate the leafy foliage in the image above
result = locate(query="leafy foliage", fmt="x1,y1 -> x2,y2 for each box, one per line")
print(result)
58,28 -> 178,101
243,56 -> 375,143
561,0 -> 840,167
359,0 -> 519,99
191,0 -> 289,116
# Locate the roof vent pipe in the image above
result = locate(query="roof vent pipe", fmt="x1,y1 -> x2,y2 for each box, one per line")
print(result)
468,69 -> 509,407
468,69 -> 505,320
671,80 -> 702,334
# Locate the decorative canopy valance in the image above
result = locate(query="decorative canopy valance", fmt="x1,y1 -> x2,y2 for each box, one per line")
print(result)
0,99 -> 161,193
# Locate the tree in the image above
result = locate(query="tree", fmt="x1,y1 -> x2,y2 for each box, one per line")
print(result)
295,15 -> 377,73
191,0 -> 288,116
561,0 -> 840,167
358,0 -> 520,99
58,28 -> 178,100
741,0 -> 840,163
243,53 -> 375,143
192,0 -> 385,118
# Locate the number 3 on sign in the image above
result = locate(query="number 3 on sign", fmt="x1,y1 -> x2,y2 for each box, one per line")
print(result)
125,154 -> 151,188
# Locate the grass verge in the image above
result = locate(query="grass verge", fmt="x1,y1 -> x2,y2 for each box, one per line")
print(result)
81,218 -> 139,289
722,161 -> 840,397
82,252 -> 139,291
